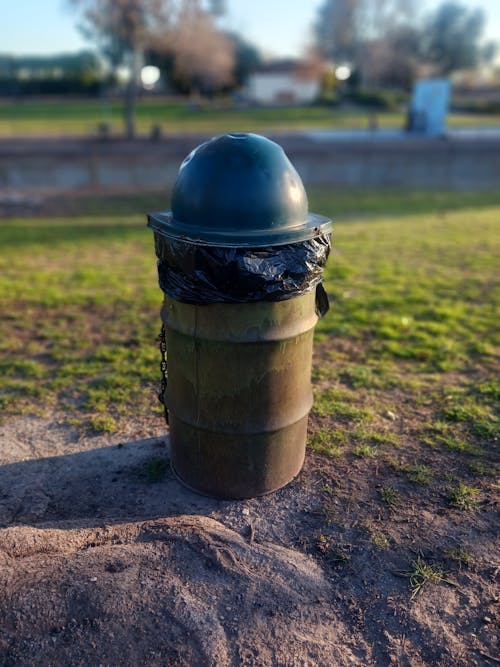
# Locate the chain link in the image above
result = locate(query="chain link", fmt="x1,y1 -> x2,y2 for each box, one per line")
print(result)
157,324 -> 169,425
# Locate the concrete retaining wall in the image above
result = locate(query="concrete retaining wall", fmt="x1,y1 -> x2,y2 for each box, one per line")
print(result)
1,133 -> 499,191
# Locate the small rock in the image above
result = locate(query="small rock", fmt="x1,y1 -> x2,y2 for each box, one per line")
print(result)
242,508 -> 250,516
90,577 -> 97,582
385,410 -> 397,421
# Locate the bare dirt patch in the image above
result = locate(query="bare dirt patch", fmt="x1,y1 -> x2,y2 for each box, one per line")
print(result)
0,412 -> 498,666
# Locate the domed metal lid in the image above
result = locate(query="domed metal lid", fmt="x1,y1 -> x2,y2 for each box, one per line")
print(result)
148,133 -> 331,247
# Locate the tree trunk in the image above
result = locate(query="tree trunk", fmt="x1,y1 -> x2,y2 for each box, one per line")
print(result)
124,49 -> 142,140
125,76 -> 136,140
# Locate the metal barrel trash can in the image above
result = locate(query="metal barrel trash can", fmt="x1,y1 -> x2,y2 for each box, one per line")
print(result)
148,133 -> 332,499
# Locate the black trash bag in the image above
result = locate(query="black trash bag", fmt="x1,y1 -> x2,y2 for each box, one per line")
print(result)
153,232 -> 331,316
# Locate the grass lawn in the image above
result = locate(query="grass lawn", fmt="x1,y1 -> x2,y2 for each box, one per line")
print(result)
1,187 -> 498,450
0,97 -> 499,136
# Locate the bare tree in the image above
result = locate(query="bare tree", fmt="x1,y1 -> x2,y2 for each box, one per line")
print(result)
314,0 -> 358,64
360,25 -> 420,89
421,1 -> 495,75
70,0 -> 172,138
168,0 -> 234,97
71,0 -> 234,131
356,0 -> 417,40
314,0 -> 418,85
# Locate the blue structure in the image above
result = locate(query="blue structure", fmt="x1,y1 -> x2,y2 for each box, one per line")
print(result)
408,79 -> 451,137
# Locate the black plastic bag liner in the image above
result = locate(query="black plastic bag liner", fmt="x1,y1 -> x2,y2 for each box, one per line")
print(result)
153,232 -> 331,316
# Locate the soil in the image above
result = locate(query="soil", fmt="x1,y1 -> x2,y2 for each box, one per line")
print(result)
0,412 -> 498,667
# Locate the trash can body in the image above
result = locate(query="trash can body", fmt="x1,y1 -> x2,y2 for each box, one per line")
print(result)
162,291 -> 317,498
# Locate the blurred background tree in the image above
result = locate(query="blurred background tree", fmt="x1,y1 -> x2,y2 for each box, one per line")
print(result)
314,0 -> 358,66
313,0 -> 495,91
167,0 -> 234,98
421,1 -> 497,75
225,33 -> 261,90
70,0 -> 173,138
314,0 -> 417,86
70,0 -> 236,136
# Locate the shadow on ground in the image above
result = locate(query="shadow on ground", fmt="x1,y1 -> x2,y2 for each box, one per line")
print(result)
0,435 -> 223,528
0,416 -> 367,666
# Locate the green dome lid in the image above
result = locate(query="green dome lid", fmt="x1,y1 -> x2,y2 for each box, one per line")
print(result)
148,133 -> 331,247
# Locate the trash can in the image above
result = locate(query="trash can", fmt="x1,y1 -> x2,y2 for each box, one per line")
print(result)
148,133 -> 332,499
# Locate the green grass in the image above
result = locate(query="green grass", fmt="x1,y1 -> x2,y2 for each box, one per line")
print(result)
1,188 -> 498,452
316,204 -> 499,377
444,546 -> 473,566
353,444 -> 377,458
400,557 -> 453,600
403,464 -> 435,485
0,99 -> 396,136
308,190 -> 498,472
378,486 -> 400,507
448,482 -> 482,510
0,214 -> 163,425
0,97 -> 498,136
140,456 -> 170,483
308,428 -> 345,458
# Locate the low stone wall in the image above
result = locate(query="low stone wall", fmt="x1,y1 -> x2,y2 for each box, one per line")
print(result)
1,133 -> 499,191
287,133 -> 500,190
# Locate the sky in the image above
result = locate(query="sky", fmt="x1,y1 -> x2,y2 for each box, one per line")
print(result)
1,0 -> 499,59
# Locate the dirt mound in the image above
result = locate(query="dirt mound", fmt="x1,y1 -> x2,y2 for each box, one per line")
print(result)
0,516 -> 360,667
0,414 -> 498,666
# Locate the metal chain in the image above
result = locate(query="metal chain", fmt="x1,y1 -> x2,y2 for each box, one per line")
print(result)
157,324 -> 169,425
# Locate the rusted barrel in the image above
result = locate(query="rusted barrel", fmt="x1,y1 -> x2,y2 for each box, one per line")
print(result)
162,292 -> 317,498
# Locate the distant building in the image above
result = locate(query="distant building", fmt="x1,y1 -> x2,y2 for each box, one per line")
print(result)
246,60 -> 321,105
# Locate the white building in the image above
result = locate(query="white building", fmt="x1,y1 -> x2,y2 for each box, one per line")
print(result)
246,60 -> 321,105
